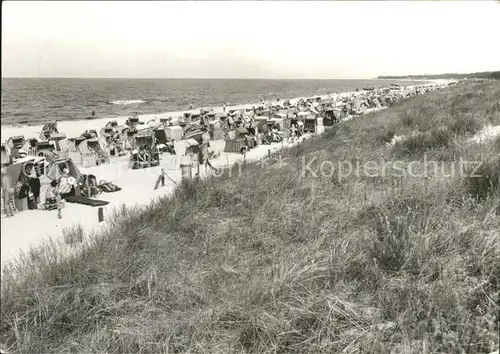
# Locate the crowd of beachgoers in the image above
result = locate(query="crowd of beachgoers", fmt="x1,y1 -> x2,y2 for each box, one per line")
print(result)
0,79 -> 456,264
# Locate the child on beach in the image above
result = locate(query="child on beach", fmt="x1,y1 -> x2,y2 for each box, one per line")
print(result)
160,169 -> 165,187
45,180 -> 62,219
296,121 -> 304,137
166,140 -> 176,155
154,169 -> 166,190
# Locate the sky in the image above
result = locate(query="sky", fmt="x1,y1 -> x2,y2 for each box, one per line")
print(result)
2,1 -> 500,79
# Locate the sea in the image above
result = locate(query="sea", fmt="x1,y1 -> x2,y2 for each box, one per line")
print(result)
1,78 -> 425,126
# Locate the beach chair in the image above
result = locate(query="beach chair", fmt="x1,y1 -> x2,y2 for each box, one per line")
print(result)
134,161 -> 149,169
224,139 -> 247,153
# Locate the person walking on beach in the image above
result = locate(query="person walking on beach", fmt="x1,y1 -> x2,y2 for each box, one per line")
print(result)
223,103 -> 226,113
92,110 -> 95,118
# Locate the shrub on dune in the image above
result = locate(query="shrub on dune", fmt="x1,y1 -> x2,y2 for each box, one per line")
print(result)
465,156 -> 500,200
393,127 -> 452,156
449,113 -> 481,136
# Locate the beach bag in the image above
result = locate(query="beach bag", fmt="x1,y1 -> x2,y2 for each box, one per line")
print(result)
98,180 -> 122,193
100,184 -> 113,193
45,204 -> 58,211
46,196 -> 57,205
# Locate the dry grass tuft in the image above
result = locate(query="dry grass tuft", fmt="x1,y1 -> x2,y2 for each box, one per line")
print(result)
62,223 -> 85,245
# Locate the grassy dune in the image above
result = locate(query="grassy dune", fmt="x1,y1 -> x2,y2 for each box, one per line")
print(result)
1,81 -> 499,353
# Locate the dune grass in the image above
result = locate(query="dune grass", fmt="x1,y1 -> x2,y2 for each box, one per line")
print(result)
62,223 -> 85,245
392,82 -> 500,158
1,81 -> 500,353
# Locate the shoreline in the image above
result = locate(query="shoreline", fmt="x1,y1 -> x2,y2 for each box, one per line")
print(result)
0,79 -> 452,267
0,79 -> 448,139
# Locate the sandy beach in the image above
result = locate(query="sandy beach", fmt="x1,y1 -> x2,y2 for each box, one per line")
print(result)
0,132 -> 313,267
0,81 -> 444,267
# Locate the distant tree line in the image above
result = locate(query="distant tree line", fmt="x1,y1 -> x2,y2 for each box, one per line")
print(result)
377,71 -> 500,80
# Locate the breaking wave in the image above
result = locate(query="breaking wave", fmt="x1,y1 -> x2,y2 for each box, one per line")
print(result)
108,100 -> 146,105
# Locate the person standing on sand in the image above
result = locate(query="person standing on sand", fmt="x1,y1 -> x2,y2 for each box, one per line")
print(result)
296,120 -> 304,137
198,143 -> 219,174
160,169 -> 165,187
1,167 -> 17,217
205,156 -> 219,174
92,110 -> 95,118
154,169 -> 166,190
223,103 -> 226,113
46,180 -> 62,219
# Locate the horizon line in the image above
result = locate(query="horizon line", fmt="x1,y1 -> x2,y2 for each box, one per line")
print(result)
3,70 -> 497,80
1,76 -> 381,80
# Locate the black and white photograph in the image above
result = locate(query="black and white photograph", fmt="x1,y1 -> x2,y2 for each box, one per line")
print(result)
1,1 -> 499,353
